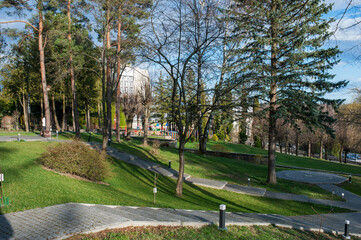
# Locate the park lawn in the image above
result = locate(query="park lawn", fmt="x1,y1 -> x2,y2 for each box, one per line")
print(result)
338,175 -> 361,197
62,133 -> 342,200
0,141 -> 349,216
0,131 -> 39,136
67,225 -> 355,240
185,141 -> 361,175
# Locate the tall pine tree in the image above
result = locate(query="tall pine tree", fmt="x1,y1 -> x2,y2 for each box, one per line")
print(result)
229,0 -> 347,183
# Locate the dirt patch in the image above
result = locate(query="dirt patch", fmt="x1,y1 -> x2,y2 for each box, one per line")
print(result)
42,166 -> 110,186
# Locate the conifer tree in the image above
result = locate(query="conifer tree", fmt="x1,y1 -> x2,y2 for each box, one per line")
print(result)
229,0 -> 347,183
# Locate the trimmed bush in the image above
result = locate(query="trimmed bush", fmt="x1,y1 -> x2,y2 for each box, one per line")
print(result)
212,134 -> 219,141
40,141 -> 110,181
225,134 -> 230,142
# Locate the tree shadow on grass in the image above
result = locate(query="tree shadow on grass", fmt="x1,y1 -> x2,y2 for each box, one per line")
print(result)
111,157 -> 257,213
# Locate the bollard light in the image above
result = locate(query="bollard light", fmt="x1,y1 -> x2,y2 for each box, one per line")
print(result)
153,187 -> 157,204
248,178 -> 251,187
343,220 -> 350,240
0,173 -> 3,182
169,160 -> 171,169
349,175 -> 352,183
56,130 -> 58,139
108,138 -> 111,147
18,134 -> 20,142
218,204 -> 227,231
342,193 -> 345,201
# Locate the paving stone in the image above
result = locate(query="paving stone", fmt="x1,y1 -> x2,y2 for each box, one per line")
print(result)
277,170 -> 347,184
185,177 -> 227,189
223,184 -> 266,196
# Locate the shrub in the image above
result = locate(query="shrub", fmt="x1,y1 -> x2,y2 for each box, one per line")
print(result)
217,130 -> 225,141
239,130 -> 247,144
190,135 -> 196,142
40,141 -> 110,181
225,134 -> 230,142
212,134 -> 219,141
254,135 -> 262,148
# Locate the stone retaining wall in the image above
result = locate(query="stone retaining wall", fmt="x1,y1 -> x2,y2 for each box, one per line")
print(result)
184,149 -> 268,165
131,136 -> 177,148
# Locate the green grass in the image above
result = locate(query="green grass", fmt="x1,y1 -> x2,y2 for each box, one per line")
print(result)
67,225 -> 356,240
0,141 -> 349,216
185,141 -> 361,175
0,131 -> 38,136
338,175 -> 361,197
67,133 -> 342,200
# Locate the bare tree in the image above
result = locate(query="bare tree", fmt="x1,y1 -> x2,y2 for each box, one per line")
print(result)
120,93 -> 141,140
138,77 -> 152,146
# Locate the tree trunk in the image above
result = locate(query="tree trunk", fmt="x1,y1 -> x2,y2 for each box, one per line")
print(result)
38,3 -> 51,137
98,102 -> 101,131
143,107 -> 150,146
126,117 -> 132,140
344,149 -> 348,164
279,140 -> 282,153
52,95 -> 61,131
325,145 -> 328,160
102,3 -> 111,151
67,0 -> 80,138
308,140 -> 311,158
22,93 -> 29,132
85,101 -> 90,132
115,10 -> 122,143
41,98 -> 44,126
176,136 -> 186,197
295,132 -> 299,156
339,146 -> 343,163
319,139 -> 323,159
199,112 -> 213,154
72,99 -> 75,132
267,0 -> 277,185
62,94 -> 66,131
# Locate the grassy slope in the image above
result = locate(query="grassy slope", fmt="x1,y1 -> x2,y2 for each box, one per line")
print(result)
72,133 -> 337,200
67,225 -> 355,240
0,141 -> 348,215
185,141 -> 361,175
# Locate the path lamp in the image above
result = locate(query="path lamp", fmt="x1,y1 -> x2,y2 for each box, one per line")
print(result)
18,134 -> 20,142
349,175 -> 352,183
343,220 -> 350,239
248,178 -> 251,187
56,130 -> 58,139
218,204 -> 227,231
342,193 -> 345,201
153,187 -> 157,204
168,160 -> 171,169
108,138 -> 111,147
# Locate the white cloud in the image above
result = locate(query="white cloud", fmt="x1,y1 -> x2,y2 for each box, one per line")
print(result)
325,0 -> 361,11
330,16 -> 361,41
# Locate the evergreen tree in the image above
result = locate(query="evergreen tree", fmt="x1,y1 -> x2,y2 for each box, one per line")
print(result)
229,0 -> 347,183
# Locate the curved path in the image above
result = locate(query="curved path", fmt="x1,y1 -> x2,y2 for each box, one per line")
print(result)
1,137 -> 361,239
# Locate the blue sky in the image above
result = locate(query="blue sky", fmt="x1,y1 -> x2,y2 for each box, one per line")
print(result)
1,0 -> 360,103
324,0 -> 361,103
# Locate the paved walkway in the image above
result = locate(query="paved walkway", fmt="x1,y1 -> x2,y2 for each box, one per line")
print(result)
1,203 -> 360,240
277,170 -> 347,184
104,145 -> 361,212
